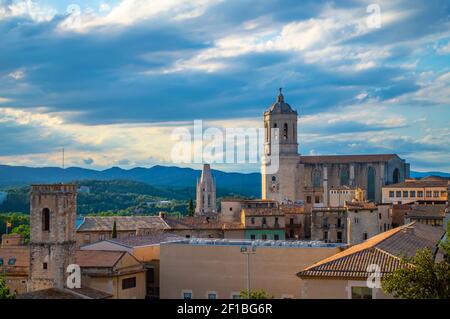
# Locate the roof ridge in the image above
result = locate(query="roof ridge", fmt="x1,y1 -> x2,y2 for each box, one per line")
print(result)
298,225 -> 408,273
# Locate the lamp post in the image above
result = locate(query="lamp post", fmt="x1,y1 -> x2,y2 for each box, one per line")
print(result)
240,245 -> 256,299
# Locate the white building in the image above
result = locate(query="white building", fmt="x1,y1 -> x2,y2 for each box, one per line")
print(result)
382,177 -> 448,204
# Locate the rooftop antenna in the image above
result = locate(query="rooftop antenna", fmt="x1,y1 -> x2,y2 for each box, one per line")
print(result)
61,147 -> 65,183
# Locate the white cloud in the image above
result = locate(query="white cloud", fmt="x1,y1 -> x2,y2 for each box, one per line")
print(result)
8,69 -> 25,80
0,0 -> 56,22
58,0 -> 221,32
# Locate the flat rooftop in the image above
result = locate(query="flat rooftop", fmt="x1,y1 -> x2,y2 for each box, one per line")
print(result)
163,238 -> 346,248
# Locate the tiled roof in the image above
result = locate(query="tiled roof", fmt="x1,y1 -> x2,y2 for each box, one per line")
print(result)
17,287 -> 112,299
405,205 -> 445,219
77,216 -> 170,232
164,216 -> 234,229
17,288 -> 84,299
299,154 -> 399,164
106,232 -> 184,247
383,180 -> 448,188
297,222 -> 444,279
75,250 -> 126,268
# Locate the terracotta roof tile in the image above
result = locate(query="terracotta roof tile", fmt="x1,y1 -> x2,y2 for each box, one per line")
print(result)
75,250 -> 125,268
77,216 -> 170,232
384,180 -> 448,188
297,222 -> 444,279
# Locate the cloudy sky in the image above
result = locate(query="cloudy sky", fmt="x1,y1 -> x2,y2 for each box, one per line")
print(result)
0,0 -> 449,173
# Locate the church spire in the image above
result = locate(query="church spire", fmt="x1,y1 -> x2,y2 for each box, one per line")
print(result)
277,87 -> 284,103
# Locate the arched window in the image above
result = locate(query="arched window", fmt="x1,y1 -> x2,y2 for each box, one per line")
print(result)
312,169 -> 322,188
340,167 -> 350,186
367,167 -> 376,201
42,208 -> 50,231
272,176 -> 276,182
273,123 -> 278,140
283,123 -> 288,140
393,168 -> 400,184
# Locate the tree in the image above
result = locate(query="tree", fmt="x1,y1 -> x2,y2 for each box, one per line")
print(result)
382,248 -> 450,299
239,289 -> 273,299
188,199 -> 195,217
112,220 -> 117,239
0,277 -> 15,299
440,222 -> 450,261
11,224 -> 30,244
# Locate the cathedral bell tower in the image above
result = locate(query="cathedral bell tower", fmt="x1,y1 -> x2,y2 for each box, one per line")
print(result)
262,89 -> 299,202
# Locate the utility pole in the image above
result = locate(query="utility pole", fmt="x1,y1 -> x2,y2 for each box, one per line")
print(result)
240,245 -> 256,299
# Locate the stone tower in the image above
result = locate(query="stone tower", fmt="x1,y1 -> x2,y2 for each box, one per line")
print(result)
29,184 -> 77,291
195,164 -> 216,215
262,89 -> 299,202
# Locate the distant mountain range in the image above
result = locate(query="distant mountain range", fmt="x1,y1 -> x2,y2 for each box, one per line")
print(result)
0,164 -> 261,197
0,164 -> 448,196
409,171 -> 450,178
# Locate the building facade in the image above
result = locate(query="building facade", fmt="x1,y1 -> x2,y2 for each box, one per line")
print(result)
262,90 -> 410,205
382,177 -> 449,204
240,201 -> 285,240
160,239 -> 344,299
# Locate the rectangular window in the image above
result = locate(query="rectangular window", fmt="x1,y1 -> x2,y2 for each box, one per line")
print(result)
122,277 -> 137,290
315,196 -> 320,204
403,191 -> 408,198
43,263 -> 48,270
426,191 -> 432,197
418,191 -> 423,197
274,234 -> 280,241
251,217 -> 255,224
306,196 -> 312,204
231,293 -> 240,299
351,287 -> 372,299
441,191 -> 447,197
410,191 -> 416,198
208,293 -> 217,299
262,234 -> 268,240
396,191 -> 401,197
250,234 -> 256,240
433,191 -> 439,198
363,233 -> 368,240
389,191 -> 394,197
290,218 -> 294,225
183,292 -> 192,299
323,231 -> 328,241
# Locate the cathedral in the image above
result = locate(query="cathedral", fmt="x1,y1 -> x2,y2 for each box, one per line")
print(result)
262,89 -> 410,206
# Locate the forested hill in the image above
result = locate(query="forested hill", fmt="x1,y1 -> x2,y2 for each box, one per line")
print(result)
0,164 -> 261,196
0,179 -> 252,215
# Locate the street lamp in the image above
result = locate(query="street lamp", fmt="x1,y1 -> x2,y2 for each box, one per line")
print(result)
240,245 -> 256,300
